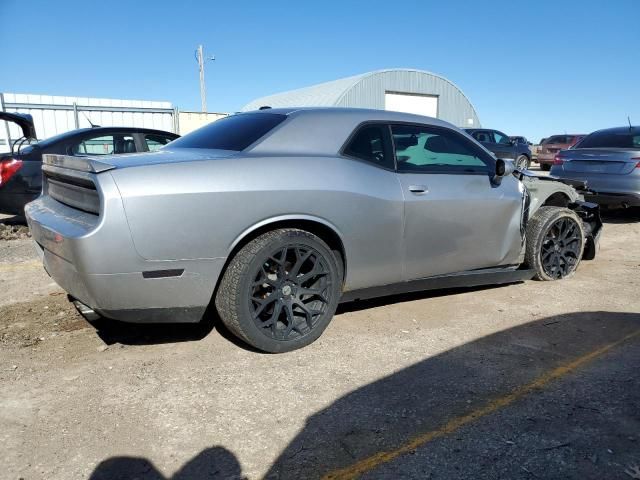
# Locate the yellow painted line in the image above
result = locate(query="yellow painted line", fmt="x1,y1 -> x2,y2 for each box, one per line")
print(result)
323,329 -> 640,480
0,260 -> 43,272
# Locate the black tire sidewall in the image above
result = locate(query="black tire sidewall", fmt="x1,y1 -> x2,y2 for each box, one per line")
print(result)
526,207 -> 585,281
232,230 -> 341,353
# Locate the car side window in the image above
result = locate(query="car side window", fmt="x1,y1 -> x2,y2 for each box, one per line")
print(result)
343,124 -> 394,169
392,124 -> 489,174
71,134 -> 136,155
493,131 -> 511,145
71,135 -> 115,155
471,131 -> 491,143
145,134 -> 174,152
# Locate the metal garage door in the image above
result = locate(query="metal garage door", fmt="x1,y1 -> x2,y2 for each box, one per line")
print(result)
384,92 -> 439,118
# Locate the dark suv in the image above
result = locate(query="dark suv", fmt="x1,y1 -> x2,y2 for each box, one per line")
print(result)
0,113 -> 178,215
465,128 -> 532,170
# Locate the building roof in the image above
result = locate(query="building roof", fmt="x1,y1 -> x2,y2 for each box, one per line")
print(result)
241,69 -> 481,128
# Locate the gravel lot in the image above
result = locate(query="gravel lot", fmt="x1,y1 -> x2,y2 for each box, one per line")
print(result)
0,205 -> 639,479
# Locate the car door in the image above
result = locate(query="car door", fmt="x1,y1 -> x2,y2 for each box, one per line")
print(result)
392,123 -> 524,280
491,130 -> 517,159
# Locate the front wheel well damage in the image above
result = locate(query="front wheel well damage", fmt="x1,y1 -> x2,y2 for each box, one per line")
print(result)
541,192 -> 571,208
568,201 -> 603,260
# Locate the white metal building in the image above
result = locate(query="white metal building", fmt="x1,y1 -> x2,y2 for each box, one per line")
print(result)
0,93 -> 177,146
242,69 -> 481,128
0,93 -> 229,148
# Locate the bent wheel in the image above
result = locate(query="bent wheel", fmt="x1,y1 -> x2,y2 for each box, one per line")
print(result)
525,206 -> 585,281
216,229 -> 342,353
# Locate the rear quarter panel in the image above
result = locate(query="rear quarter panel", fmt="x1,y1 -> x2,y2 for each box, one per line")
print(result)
110,155 -> 406,290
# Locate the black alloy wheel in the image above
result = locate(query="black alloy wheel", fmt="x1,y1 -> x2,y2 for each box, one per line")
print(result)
540,217 -> 582,279
525,206 -> 585,281
216,229 -> 342,353
250,245 -> 332,341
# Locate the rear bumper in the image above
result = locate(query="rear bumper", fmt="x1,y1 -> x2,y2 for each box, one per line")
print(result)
583,192 -> 640,207
537,153 -> 555,164
37,242 -> 215,323
26,188 -> 225,324
550,168 -> 640,207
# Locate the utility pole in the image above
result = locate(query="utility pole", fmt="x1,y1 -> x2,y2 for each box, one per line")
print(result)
195,45 -> 215,112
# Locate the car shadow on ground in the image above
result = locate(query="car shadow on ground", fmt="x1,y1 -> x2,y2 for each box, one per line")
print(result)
88,283 -> 515,350
88,311 -> 640,480
89,303 -> 260,351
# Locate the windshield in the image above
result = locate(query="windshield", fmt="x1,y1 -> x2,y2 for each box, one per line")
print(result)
576,130 -> 640,149
169,113 -> 287,151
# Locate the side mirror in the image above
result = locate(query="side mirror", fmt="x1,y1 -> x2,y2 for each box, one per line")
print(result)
495,158 -> 516,179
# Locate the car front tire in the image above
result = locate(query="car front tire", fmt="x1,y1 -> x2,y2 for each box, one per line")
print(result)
540,163 -> 551,171
525,207 -> 585,281
215,228 -> 342,353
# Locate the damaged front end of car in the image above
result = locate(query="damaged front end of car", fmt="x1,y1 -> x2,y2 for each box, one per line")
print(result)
518,170 -> 603,260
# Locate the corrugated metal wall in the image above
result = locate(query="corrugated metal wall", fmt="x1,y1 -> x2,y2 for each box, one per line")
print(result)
1,93 -> 176,147
337,70 -> 480,127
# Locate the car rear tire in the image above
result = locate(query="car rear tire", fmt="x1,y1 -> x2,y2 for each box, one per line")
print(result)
525,206 -> 585,281
515,155 -> 530,170
540,163 -> 551,171
215,228 -> 342,353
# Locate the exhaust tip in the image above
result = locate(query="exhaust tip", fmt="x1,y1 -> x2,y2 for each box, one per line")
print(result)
72,299 -> 101,322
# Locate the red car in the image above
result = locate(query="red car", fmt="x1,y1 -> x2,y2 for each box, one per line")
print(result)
537,134 -> 585,170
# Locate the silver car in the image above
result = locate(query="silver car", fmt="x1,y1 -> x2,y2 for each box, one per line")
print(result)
550,126 -> 640,209
25,108 -> 602,352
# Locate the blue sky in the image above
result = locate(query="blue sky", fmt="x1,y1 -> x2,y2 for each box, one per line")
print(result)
1,0 -> 638,142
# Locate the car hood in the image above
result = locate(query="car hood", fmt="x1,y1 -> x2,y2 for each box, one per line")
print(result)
0,112 -> 37,139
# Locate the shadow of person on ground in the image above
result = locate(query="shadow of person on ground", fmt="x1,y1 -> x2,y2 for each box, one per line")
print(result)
89,446 -> 246,480
88,311 -> 640,480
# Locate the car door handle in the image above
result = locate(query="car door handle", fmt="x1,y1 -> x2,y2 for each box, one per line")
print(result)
408,185 -> 428,195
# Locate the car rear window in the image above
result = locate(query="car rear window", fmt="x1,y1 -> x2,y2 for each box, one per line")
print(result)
576,131 -> 640,149
545,135 -> 571,144
169,113 -> 287,151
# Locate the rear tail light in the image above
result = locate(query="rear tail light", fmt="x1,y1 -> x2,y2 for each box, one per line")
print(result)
632,157 -> 640,168
553,154 -> 563,165
0,159 -> 23,186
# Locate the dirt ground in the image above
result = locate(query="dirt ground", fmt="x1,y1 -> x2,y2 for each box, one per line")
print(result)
0,207 -> 639,480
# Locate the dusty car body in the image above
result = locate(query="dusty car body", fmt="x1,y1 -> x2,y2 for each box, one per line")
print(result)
25,108 -> 602,352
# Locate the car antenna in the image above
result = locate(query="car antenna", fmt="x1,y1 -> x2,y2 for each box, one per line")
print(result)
82,112 -> 100,128
628,116 -> 633,130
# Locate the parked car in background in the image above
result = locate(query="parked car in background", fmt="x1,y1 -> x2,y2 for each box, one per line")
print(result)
537,134 -> 585,171
510,136 -> 531,146
26,108 -> 601,353
465,128 -> 532,170
0,112 -> 178,215
551,126 -> 640,209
